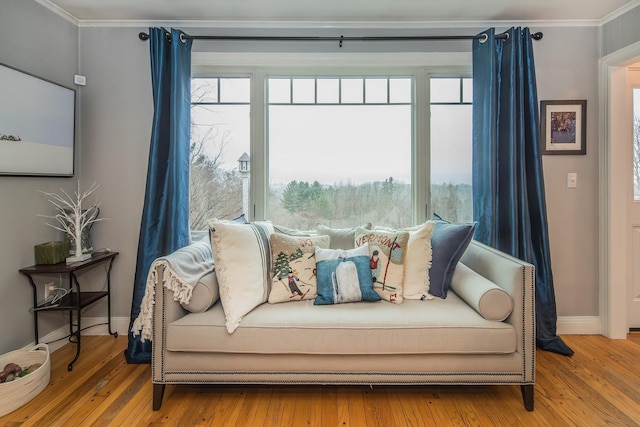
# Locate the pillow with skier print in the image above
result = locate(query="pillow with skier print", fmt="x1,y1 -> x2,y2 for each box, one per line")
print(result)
268,233 -> 330,303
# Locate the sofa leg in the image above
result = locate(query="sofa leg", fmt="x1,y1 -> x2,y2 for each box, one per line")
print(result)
153,383 -> 166,411
520,384 -> 534,411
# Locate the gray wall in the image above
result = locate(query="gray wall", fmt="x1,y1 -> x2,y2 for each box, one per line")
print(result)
1,1 -> 613,355
0,0 -> 79,354
535,26 -> 600,316
78,27 -> 152,322
76,24 -> 603,322
602,5 -> 640,57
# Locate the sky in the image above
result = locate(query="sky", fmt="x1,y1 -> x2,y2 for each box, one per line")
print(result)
191,78 -> 472,186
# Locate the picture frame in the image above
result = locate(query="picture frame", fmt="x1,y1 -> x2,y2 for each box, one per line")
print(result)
0,62 -> 76,177
540,100 -> 586,155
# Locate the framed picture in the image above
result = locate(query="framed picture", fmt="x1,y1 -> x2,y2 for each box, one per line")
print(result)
540,100 -> 586,155
0,63 -> 76,177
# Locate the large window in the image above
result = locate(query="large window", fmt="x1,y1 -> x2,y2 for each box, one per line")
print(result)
190,69 -> 472,230
429,77 -> 473,222
268,77 -> 412,229
190,77 -> 250,229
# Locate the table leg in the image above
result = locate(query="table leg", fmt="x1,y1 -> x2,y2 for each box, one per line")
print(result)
106,258 -> 118,338
67,272 -> 82,371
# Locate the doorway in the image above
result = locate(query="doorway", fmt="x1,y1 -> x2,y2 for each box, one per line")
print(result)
630,68 -> 640,328
601,42 -> 640,338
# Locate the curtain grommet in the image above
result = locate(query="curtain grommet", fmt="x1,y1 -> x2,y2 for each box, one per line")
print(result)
179,33 -> 186,44
479,33 -> 488,44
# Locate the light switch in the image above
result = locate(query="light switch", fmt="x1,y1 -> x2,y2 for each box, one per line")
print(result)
567,172 -> 577,188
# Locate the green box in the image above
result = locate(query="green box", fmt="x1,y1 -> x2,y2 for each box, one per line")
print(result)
34,241 -> 70,265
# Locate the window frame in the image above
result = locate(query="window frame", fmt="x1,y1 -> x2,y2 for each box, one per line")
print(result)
192,52 -> 471,226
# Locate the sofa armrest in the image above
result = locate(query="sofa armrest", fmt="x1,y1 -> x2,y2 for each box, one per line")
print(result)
459,240 -> 535,383
152,263 -> 188,383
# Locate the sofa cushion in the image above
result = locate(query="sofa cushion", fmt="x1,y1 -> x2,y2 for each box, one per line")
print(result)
316,223 -> 372,249
179,270 -> 219,313
209,220 -> 274,333
272,223 -> 315,236
314,244 -> 381,305
268,233 -> 330,303
354,227 -> 410,303
429,214 -> 476,299
450,264 -> 513,321
166,295 -> 516,355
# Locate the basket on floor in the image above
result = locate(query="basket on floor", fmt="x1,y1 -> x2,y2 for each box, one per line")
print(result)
0,343 -> 50,417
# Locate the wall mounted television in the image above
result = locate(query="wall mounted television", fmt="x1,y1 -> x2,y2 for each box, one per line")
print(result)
0,62 -> 75,177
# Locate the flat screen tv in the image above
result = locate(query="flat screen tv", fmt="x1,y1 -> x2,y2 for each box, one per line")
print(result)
0,62 -> 75,177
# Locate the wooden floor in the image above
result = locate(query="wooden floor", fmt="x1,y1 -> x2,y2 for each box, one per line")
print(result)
1,334 -> 639,426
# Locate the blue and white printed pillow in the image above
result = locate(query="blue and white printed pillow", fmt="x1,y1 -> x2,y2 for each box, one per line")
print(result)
314,243 -> 381,305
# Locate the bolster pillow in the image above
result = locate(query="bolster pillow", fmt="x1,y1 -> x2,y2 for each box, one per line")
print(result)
180,270 -> 219,313
450,263 -> 513,321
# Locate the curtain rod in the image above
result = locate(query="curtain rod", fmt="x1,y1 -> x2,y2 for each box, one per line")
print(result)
137,31 -> 543,45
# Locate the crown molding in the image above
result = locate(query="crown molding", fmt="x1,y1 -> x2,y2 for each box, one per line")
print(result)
75,18 -> 600,30
33,0 -> 622,31
600,0 -> 640,25
34,0 -> 79,25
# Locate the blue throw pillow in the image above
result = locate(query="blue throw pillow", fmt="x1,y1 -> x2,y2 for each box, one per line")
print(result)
314,244 -> 381,305
429,213 -> 476,299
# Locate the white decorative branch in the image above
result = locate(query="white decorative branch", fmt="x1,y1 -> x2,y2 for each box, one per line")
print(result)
39,181 -> 106,257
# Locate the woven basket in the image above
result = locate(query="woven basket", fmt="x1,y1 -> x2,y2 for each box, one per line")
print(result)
0,344 -> 50,417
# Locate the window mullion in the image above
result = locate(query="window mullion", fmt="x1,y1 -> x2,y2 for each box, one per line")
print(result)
415,70 -> 430,224
252,70 -> 267,221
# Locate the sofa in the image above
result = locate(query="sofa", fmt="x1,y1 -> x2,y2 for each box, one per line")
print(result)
146,220 -> 535,412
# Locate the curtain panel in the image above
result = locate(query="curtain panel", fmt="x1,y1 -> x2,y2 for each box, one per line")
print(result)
472,27 -> 573,356
125,28 -> 193,364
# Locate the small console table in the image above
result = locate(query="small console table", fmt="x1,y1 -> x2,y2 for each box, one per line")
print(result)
19,251 -> 119,371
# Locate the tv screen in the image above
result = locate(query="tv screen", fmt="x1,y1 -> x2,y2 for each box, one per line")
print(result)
0,63 -> 75,177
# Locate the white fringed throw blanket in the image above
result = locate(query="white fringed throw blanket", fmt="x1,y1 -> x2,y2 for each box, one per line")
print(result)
131,240 -> 214,342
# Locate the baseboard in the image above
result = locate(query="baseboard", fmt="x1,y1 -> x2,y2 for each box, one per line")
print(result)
29,316 -> 130,353
557,316 -> 602,335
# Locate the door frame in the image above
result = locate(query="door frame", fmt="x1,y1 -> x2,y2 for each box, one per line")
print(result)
599,40 -> 640,338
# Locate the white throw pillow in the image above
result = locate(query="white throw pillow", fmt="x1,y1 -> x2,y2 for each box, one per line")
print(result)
375,221 -> 435,300
209,220 -> 274,333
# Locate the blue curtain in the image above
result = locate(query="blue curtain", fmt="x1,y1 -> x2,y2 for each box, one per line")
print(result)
472,28 -> 573,356
125,28 -> 193,364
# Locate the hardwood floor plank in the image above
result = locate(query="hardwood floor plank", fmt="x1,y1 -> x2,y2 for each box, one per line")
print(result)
263,387 -> 291,427
363,387 -> 403,427
336,386 -> 352,426
345,387 -> 368,427
2,335 -> 640,426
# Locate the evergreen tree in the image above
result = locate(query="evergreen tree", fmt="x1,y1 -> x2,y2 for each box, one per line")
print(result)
290,248 -> 304,261
273,252 -> 290,278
